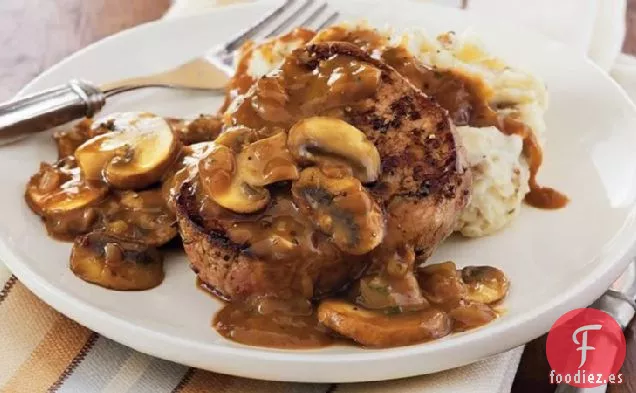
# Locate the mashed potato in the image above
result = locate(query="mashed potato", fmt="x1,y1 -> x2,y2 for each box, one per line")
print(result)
455,126 -> 529,236
233,23 -> 548,237
246,35 -> 310,79
397,29 -> 546,236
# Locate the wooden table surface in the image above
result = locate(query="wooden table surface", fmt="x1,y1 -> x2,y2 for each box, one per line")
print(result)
1,1 -> 636,392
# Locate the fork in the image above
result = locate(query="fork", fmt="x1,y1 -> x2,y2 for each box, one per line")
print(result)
0,0 -> 339,145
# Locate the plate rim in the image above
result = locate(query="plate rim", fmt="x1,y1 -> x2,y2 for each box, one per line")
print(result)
5,0 -> 636,382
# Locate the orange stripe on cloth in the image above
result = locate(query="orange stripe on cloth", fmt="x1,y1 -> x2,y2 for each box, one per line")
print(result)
0,282 -> 61,387
0,308 -> 94,393
177,369 -> 292,393
48,332 -> 100,393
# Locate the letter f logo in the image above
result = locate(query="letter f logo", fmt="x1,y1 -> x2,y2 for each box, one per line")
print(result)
572,324 -> 602,368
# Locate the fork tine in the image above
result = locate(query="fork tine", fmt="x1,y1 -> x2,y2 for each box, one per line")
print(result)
265,0 -> 315,38
316,11 -> 339,30
223,0 -> 296,53
297,2 -> 328,29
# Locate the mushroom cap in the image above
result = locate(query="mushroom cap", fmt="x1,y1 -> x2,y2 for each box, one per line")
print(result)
70,232 -> 164,291
25,158 -> 108,216
461,266 -> 509,305
292,167 -> 385,255
198,145 -> 270,214
75,112 -> 181,189
317,299 -> 451,347
287,117 -> 381,183
198,132 -> 300,214
417,261 -> 467,308
236,132 -> 299,187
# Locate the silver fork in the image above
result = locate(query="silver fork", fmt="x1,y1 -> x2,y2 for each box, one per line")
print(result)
0,0 -> 339,144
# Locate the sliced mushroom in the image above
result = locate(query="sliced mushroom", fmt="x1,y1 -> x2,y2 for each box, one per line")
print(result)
70,232 -> 163,291
448,303 -> 498,331
318,299 -> 451,347
417,261 -> 466,308
287,117 -> 381,183
198,135 -> 299,214
74,112 -> 180,189
292,167 -> 384,255
198,145 -> 269,214
25,158 -> 108,216
461,266 -> 509,305
161,142 -> 217,213
235,132 -> 299,187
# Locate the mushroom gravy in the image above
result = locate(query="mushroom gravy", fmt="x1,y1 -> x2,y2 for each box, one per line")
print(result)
197,278 -> 338,349
25,114 -> 222,291
222,28 -> 317,112
227,52 -> 383,130
186,180 -> 369,301
210,261 -> 506,349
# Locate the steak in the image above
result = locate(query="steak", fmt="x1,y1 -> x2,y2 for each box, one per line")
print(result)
176,42 -> 471,303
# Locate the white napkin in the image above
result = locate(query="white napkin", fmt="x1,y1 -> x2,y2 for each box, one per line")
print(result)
163,1 -> 631,392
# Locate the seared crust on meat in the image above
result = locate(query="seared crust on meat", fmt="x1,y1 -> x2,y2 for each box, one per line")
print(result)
177,42 -> 471,301
301,43 -> 471,259
303,43 -> 461,198
176,181 -> 369,301
176,182 -> 247,301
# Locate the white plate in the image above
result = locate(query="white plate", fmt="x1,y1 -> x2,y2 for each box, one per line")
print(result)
3,0 -> 636,383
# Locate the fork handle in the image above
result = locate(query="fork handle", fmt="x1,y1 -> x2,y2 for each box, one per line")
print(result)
0,80 -> 105,145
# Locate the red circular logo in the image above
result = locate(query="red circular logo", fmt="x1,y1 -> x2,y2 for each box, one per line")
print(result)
546,308 -> 626,388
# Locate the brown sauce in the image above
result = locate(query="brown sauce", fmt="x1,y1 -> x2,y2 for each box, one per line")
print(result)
193,187 -> 488,349
196,278 -> 337,348
29,114 -> 219,247
313,27 -> 568,209
381,47 -> 568,209
312,26 -> 390,57
166,116 -> 223,146
221,28 -> 317,113
208,262 -> 502,349
227,53 -> 381,130
193,181 -> 366,299
524,185 -> 569,209
214,300 -> 337,349
43,189 -> 176,246
53,119 -> 102,158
